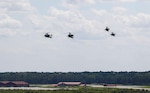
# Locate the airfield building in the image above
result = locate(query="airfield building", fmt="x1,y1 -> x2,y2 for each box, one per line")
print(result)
57,82 -> 85,87
0,81 -> 29,87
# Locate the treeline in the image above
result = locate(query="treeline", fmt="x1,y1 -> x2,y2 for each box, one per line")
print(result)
0,71 -> 150,85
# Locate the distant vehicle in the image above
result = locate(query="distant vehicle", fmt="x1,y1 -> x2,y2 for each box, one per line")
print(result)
111,32 -> 115,36
44,33 -> 52,38
68,32 -> 74,38
103,84 -> 117,87
105,26 -> 110,32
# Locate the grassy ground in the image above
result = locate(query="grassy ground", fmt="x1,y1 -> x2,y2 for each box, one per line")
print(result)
142,86 -> 150,88
0,87 -> 149,93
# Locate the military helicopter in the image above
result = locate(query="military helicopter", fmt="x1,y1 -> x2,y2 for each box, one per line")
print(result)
105,26 -> 110,32
67,32 -> 74,38
44,33 -> 52,38
111,32 -> 115,36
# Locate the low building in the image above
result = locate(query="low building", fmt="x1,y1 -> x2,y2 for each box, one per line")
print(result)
57,82 -> 84,87
0,81 -> 29,87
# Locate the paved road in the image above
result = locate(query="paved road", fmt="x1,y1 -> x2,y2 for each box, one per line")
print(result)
88,84 -> 150,91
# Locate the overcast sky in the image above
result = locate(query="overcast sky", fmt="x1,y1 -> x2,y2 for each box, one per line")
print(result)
0,0 -> 150,72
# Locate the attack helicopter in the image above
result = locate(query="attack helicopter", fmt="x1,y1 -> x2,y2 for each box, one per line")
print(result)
44,33 -> 52,38
67,32 -> 74,38
111,32 -> 115,36
105,26 -> 110,32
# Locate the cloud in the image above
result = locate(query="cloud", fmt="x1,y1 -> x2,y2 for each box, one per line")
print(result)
64,0 -> 96,5
0,0 -> 37,36
20,6 -> 104,40
92,9 -> 107,16
0,14 -> 22,28
47,7 -> 106,38
0,14 -> 22,36
0,0 -> 36,13
0,0 -> 148,40
63,0 -> 137,6
120,0 -> 137,2
132,13 -> 150,28
113,13 -> 150,28
0,0 -> 149,39
112,7 -> 127,13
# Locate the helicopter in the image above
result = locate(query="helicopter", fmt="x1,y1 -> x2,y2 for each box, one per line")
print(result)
67,32 -> 74,38
111,32 -> 115,36
44,33 -> 52,38
105,26 -> 110,32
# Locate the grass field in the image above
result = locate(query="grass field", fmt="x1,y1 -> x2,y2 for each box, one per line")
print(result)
0,87 -> 149,93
